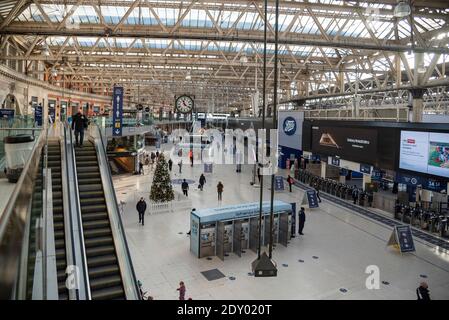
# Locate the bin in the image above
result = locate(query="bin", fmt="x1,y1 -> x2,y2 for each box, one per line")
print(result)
4,134 -> 35,183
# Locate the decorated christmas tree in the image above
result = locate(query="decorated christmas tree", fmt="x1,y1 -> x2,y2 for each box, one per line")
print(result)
150,154 -> 175,203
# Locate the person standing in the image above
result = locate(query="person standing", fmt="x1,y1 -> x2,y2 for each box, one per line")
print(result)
287,175 -> 294,192
177,281 -> 186,300
217,181 -> 224,201
178,159 -> 183,174
199,173 -> 206,191
71,111 -> 88,147
181,179 -> 189,197
150,152 -> 156,164
416,282 -> 430,300
352,186 -> 359,205
136,197 -> 147,226
298,207 -> 306,235
168,158 -> 173,172
138,161 -> 144,175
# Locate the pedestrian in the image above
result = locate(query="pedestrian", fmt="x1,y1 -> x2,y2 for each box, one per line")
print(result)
199,173 -> 206,191
138,161 -> 144,175
168,158 -> 173,172
182,179 -> 189,197
298,207 -> 306,235
178,159 -> 183,174
287,175 -> 294,192
71,110 -> 88,147
150,152 -> 156,164
416,282 -> 430,300
236,150 -> 242,172
156,151 -> 160,159
352,186 -> 359,205
177,281 -> 186,300
217,181 -> 224,201
188,149 -> 194,167
257,167 -> 261,184
136,197 -> 147,226
315,183 -> 321,203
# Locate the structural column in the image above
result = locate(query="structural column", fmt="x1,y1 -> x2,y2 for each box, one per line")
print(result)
320,161 -> 326,179
362,174 -> 371,191
410,52 -> 424,122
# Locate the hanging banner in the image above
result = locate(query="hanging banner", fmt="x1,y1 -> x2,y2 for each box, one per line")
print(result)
35,105 -> 43,126
0,109 -> 15,119
112,86 -> 124,136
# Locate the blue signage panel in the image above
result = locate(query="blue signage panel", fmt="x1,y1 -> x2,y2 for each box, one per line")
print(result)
275,176 -> 285,191
190,214 -> 200,257
396,172 -> 446,192
340,168 -> 348,176
395,225 -> 415,253
331,157 -> 340,166
306,190 -> 319,208
371,169 -> 382,180
35,105 -> 43,126
290,202 -> 296,237
112,86 -> 124,136
360,163 -> 372,174
0,108 -> 15,119
204,163 -> 213,173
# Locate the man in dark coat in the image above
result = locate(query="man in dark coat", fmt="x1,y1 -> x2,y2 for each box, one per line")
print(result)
181,179 -> 189,196
352,186 -> 359,205
168,158 -> 173,172
136,197 -> 147,226
71,111 -> 88,147
298,207 -> 306,235
416,282 -> 430,300
217,181 -> 224,201
199,173 -> 206,191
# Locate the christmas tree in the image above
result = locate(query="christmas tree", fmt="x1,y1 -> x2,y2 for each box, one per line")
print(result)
150,153 -> 175,203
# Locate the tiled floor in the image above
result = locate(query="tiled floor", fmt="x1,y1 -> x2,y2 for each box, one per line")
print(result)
114,146 -> 449,300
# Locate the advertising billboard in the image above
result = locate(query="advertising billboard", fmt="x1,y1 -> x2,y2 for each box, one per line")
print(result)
311,126 -> 378,164
278,111 -> 304,150
399,131 -> 449,178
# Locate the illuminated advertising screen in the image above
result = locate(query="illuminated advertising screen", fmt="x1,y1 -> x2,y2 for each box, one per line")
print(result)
311,126 -> 378,164
399,131 -> 449,178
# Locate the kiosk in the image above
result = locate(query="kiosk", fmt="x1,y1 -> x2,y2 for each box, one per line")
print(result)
190,201 -> 293,260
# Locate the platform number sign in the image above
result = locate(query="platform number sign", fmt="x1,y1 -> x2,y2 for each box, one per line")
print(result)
112,86 -> 124,137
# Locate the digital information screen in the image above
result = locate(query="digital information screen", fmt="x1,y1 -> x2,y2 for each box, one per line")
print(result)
399,131 -> 449,178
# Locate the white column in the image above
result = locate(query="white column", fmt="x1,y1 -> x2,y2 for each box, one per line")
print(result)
320,161 -> 326,178
362,174 -> 371,191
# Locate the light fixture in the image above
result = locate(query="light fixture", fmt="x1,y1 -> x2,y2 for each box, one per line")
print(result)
394,1 -> 411,18
185,71 -> 192,80
417,63 -> 426,74
240,53 -> 248,63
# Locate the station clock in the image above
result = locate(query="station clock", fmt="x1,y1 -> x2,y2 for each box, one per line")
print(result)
175,95 -> 194,114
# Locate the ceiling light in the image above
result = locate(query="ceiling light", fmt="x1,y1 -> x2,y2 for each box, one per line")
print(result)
394,1 -> 411,18
185,72 -> 192,80
240,54 -> 248,63
417,63 -> 426,74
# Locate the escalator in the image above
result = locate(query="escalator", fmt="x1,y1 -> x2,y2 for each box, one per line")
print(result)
47,141 -> 68,300
74,141 -> 125,299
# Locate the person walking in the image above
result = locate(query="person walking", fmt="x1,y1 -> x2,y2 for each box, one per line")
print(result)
168,158 -> 173,172
178,159 -> 183,174
416,282 -> 431,300
138,161 -> 144,175
298,207 -> 306,235
287,175 -> 294,192
352,186 -> 359,205
199,173 -> 206,191
181,179 -> 189,197
217,181 -> 224,201
177,281 -> 186,300
136,197 -> 147,226
71,110 -> 88,147
188,149 -> 194,167
150,152 -> 156,164
314,183 -> 322,203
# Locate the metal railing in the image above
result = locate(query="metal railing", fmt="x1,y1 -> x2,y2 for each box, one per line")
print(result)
0,126 -> 47,299
90,123 -> 141,300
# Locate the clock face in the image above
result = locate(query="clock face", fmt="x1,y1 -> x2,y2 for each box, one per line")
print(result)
175,95 -> 194,114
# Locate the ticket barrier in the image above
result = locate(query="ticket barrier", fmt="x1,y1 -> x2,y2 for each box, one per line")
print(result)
190,201 -> 293,260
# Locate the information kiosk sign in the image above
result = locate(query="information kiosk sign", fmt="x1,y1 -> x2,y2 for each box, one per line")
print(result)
112,86 -> 123,136
306,190 -> 319,208
387,225 -> 415,253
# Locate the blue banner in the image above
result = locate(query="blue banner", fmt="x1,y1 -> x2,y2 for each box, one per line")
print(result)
274,176 -> 285,191
35,105 -> 43,126
112,86 -> 124,136
306,190 -> 319,208
0,108 -> 15,119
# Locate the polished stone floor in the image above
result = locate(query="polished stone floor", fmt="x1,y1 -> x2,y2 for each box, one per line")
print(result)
114,146 -> 449,300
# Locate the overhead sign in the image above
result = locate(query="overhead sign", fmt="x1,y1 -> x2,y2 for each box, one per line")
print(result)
290,202 -> 296,237
278,111 -> 304,150
112,86 -> 124,136
0,108 -> 15,119
331,157 -> 340,166
306,190 -> 319,208
274,176 -> 285,191
360,163 -> 372,174
387,225 -> 415,253
35,105 -> 43,126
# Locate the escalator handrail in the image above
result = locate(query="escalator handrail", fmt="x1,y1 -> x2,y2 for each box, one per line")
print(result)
63,121 -> 91,300
0,126 -> 47,299
91,123 -> 141,300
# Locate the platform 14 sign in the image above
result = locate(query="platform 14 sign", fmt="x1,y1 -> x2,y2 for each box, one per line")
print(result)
113,86 -> 123,136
